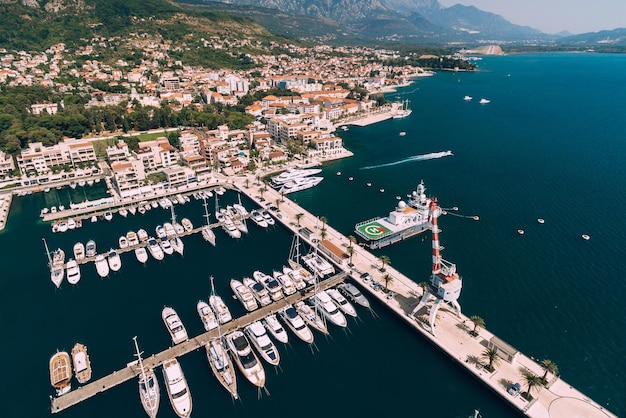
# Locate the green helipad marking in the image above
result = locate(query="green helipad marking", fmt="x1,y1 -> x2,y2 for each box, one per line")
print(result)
357,221 -> 390,239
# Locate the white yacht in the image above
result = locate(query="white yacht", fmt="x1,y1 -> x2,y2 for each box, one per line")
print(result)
107,249 -> 122,272
283,266 -> 307,290
249,210 -> 268,228
137,229 -> 149,242
326,288 -> 357,318
119,208 -> 128,218
202,226 -> 216,246
85,240 -> 97,257
221,217 -> 241,239
262,314 -> 289,344
49,350 -> 72,396
253,270 -> 284,301
135,247 -> 149,264
226,330 -> 266,388
132,336 -> 160,418
273,270 -> 297,295
278,305 -> 314,344
233,203 -> 248,217
302,252 -> 335,278
66,259 -> 81,285
155,225 -> 166,239
162,358 -> 192,418
147,237 -> 165,261
126,231 -> 140,246
270,168 -> 322,186
163,223 -> 176,239
159,238 -> 174,255
51,248 -> 65,287
104,211 -> 113,221
260,210 -> 275,226
230,279 -> 259,312
181,218 -> 193,232
94,254 -> 109,278
243,277 -> 272,307
197,300 -> 219,332
244,321 -> 280,366
338,283 -> 370,308
73,242 -> 85,261
278,176 -> 323,195
119,235 -> 129,250
205,338 -> 238,399
71,343 -> 92,384
309,290 -> 347,328
463,95 -> 473,101
295,300 -> 328,335
128,206 -> 137,216
209,294 -> 232,324
162,306 -> 188,345
479,98 -> 491,104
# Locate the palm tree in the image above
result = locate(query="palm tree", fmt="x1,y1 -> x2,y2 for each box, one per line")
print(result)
347,235 -> 357,247
280,191 -> 285,202
540,359 -> 558,383
481,347 -> 500,372
346,245 -> 355,266
522,371 -> 542,400
379,255 -> 391,272
382,273 -> 393,291
275,198 -> 281,210
319,216 -> 327,233
255,174 -> 261,186
469,315 -> 486,336
259,185 -> 267,199
319,228 -> 328,241
244,178 -> 249,188
295,212 -> 304,226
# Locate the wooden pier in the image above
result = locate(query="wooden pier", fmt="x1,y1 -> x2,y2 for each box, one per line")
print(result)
51,272 -> 347,413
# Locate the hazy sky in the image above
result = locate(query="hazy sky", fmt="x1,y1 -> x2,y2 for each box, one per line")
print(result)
438,0 -> 626,34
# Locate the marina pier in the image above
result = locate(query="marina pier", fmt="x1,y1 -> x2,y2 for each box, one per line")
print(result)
46,171 -> 615,418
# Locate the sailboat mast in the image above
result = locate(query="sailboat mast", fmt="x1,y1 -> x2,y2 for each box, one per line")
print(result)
42,238 -> 53,267
210,276 -> 223,339
203,197 -> 210,226
132,336 -> 149,382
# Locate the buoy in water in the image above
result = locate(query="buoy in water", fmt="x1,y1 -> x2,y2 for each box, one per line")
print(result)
581,234 -> 590,241
537,218 -> 545,224
336,172 -> 341,176
366,182 -> 372,187
473,216 -> 480,221
348,177 -> 354,181
517,229 -> 525,235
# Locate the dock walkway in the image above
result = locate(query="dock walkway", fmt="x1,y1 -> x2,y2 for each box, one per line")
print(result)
51,272 -> 346,413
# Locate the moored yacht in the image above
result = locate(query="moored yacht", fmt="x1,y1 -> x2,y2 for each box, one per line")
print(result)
119,235 -> 129,249
260,210 -> 275,226
283,266 -> 307,290
170,236 -> 184,256
327,288 -> 357,318
147,237 -> 164,261
94,254 -> 109,278
135,247 -> 149,264
126,231 -> 139,246
278,176 -> 323,194
71,343 -> 92,384
49,350 -> 72,396
270,168 -> 322,186
107,249 -> 122,272
73,242 -> 85,261
137,229 -> 149,242
249,210 -> 268,228
133,336 -> 160,418
262,314 -> 289,344
162,358 -> 192,418
253,270 -> 283,301
338,283 -> 370,308
273,270 -> 297,295
205,338 -> 238,399
197,300 -> 219,332
181,218 -> 193,232
309,290 -> 347,327
85,240 -> 97,257
278,305 -> 314,344
159,238 -> 174,255
66,259 -> 81,285
244,321 -> 280,366
50,247 -> 65,287
162,306 -> 188,345
220,218 -> 241,239
226,330 -> 266,388
230,279 -> 259,312
202,226 -> 216,246
243,277 -> 272,307
295,300 -> 328,335
302,252 -> 335,278
209,294 -> 232,324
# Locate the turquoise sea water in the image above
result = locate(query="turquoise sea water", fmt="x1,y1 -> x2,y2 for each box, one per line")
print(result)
1,53 -> 624,418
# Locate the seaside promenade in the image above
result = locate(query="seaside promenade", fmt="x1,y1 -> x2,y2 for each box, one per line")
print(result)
231,172 -> 617,418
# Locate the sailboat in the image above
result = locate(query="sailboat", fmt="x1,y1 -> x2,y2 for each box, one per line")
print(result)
133,336 -> 160,418
43,238 -> 64,288
205,276 -> 238,399
201,197 -> 216,246
168,205 -> 184,256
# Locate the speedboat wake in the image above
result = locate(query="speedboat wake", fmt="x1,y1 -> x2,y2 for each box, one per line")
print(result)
360,151 -> 453,170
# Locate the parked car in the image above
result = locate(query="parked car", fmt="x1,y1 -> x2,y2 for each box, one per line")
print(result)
360,272 -> 373,282
507,382 -> 521,396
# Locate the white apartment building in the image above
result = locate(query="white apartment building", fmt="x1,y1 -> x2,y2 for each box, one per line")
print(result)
17,139 -> 96,175
0,151 -> 15,175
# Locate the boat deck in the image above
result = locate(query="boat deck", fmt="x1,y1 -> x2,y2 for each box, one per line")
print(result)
50,272 -> 347,413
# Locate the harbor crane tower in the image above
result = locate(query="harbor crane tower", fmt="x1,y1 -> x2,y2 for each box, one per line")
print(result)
409,198 -> 463,334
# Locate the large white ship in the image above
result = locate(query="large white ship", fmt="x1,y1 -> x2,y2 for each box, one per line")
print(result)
354,180 -> 432,249
278,176 -> 323,194
270,168 -> 322,186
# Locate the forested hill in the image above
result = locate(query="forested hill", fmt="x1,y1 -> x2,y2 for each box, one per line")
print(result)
0,0 -> 273,51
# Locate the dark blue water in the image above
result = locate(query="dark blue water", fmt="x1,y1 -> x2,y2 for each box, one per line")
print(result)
1,53 -> 624,418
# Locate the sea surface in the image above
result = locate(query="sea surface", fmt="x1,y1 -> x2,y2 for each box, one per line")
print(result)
1,52 -> 624,418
